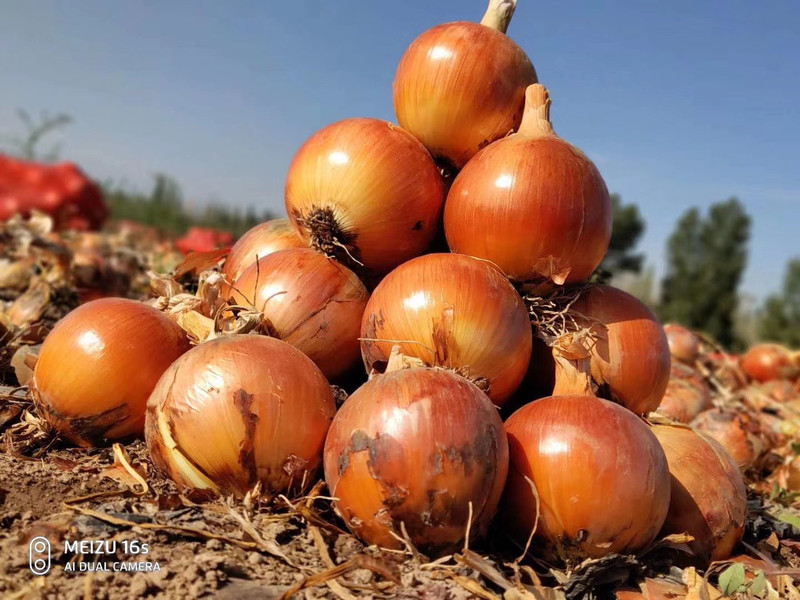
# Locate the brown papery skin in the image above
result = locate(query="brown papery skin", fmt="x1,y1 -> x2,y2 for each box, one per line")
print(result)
740,343 -> 795,383
656,363 -> 712,424
502,395 -> 670,561
323,367 -> 508,555
393,19 -> 536,170
444,85 -> 611,284
223,219 -> 305,282
31,298 -> 191,447
572,285 -> 671,415
360,253 -> 532,406
285,118 -> 444,274
652,424 -> 747,564
145,336 -> 335,497
226,248 -> 369,380
691,408 -> 764,471
663,323 -> 700,365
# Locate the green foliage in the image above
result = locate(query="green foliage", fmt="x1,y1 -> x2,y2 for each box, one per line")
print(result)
1,109 -> 73,162
104,174 -> 275,237
601,194 -> 646,275
760,258 -> 800,347
659,198 -> 751,349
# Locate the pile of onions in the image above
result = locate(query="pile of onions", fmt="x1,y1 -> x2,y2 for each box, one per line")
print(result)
32,298 -> 191,447
652,424 -> 747,563
691,408 -> 764,471
223,219 -> 305,282
503,393 -> 670,560
226,248 -> 369,380
360,253 -> 532,405
323,362 -> 508,554
663,323 -> 700,365
393,0 -> 537,172
444,84 -> 611,284
656,363 -> 712,423
285,118 -> 444,274
145,335 -> 335,497
740,343 -> 795,383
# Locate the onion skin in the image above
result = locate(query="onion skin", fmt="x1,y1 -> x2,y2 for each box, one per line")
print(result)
663,323 -> 700,365
323,367 -> 508,555
691,408 -> 764,471
503,395 -> 670,560
226,248 -> 369,380
360,253 -> 532,406
656,363 -> 712,423
740,344 -> 795,383
223,219 -> 305,282
31,298 -> 191,447
393,1 -> 537,170
285,118 -> 444,274
444,85 -> 611,284
652,424 -> 747,564
145,335 -> 335,497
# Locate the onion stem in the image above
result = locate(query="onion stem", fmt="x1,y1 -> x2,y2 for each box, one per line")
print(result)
517,84 -> 555,138
479,0 -> 517,33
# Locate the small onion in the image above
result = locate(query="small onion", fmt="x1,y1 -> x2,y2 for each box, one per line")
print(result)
32,298 -> 191,447
444,84 -> 611,284
652,424 -> 747,563
663,323 -> 700,365
146,335 -> 335,497
286,118 -> 444,274
691,408 -> 764,471
503,394 -> 670,560
360,253 -> 532,405
740,344 -> 795,383
656,364 -> 712,423
223,219 -> 305,282
393,0 -> 537,172
323,365 -> 508,554
226,248 -> 369,380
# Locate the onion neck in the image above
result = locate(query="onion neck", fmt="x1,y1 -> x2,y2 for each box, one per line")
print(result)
385,345 -> 425,373
517,84 -> 556,139
552,349 -> 595,397
479,0 -> 517,33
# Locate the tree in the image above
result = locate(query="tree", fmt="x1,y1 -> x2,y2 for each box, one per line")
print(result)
592,194 -> 646,283
760,258 -> 800,347
660,198 -> 751,348
1,109 -> 73,161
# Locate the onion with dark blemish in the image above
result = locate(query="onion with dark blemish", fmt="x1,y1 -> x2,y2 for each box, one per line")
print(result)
31,298 -> 191,447
145,335 -> 335,497
323,361 -> 508,555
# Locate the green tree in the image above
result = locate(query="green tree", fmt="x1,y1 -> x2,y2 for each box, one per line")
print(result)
1,109 -> 73,161
660,198 -> 751,348
760,258 -> 800,347
601,194 -> 646,275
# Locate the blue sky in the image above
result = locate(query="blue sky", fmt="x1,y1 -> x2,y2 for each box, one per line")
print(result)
1,0 -> 798,298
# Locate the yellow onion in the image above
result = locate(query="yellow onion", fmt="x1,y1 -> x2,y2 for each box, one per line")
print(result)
31,298 -> 191,447
145,335 -> 335,497
652,424 -> 747,563
740,343 -> 796,383
223,219 -> 305,282
444,84 -> 611,284
503,394 -> 670,560
286,118 -> 444,274
663,323 -> 700,365
323,364 -> 508,555
226,248 -> 369,380
393,0 -> 537,172
691,408 -> 764,471
656,363 -> 712,423
360,253 -> 532,405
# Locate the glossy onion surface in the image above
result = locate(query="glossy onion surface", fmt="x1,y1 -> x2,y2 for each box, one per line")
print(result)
224,219 -> 305,282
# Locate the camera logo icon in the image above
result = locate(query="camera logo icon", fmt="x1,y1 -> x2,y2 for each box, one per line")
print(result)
29,536 -> 51,576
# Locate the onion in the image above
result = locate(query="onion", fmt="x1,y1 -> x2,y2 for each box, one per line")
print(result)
31,298 -> 191,447
223,219 -> 305,282
656,364 -> 712,423
146,335 -> 335,497
652,424 -> 747,563
663,323 -> 700,365
323,360 -> 507,554
691,408 -> 764,471
444,84 -> 611,284
393,0 -> 537,173
503,394 -> 670,560
761,379 -> 799,403
225,248 -> 368,380
740,344 -> 795,383
285,118 -> 444,274
360,253 -> 532,405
